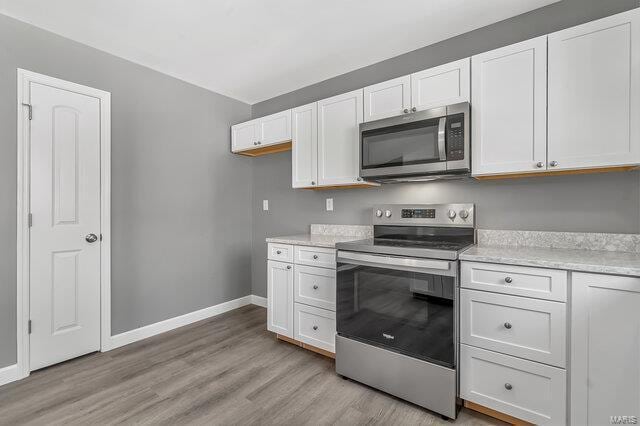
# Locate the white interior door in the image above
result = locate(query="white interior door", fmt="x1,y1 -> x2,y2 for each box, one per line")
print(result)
29,81 -> 102,371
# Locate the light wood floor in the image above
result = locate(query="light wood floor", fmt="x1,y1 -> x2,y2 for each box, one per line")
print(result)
0,305 -> 505,425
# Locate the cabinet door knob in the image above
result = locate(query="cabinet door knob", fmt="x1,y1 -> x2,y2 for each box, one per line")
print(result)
536,161 -> 544,168
276,250 -> 282,254
403,108 -> 409,113
550,160 -> 558,167
313,284 -> 319,290
504,276 -> 513,284
253,142 -> 257,146
411,107 -> 417,112
504,322 -> 512,329
505,383 -> 513,390
286,265 -> 291,270
312,325 -> 318,331
356,177 -> 362,182
311,181 -> 316,185
313,255 -> 319,260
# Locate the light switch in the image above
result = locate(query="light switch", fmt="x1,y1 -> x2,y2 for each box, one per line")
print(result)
263,200 -> 269,211
326,198 -> 334,211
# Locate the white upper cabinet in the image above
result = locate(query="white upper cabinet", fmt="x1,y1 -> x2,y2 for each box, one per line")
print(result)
291,103 -> 318,188
571,272 -> 640,426
231,119 -> 258,152
256,110 -> 292,146
411,58 -> 470,111
317,89 -> 364,186
548,9 -> 640,171
363,75 -> 411,122
472,36 -> 548,176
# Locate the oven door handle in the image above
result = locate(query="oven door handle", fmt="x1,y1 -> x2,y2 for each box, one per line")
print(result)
437,117 -> 447,161
337,251 -> 453,275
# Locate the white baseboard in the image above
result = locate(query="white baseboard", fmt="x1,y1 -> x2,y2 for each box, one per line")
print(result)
0,364 -> 19,387
104,294 -> 267,351
250,295 -> 267,307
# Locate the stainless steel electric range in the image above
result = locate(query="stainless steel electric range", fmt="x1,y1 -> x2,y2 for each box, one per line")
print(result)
335,203 -> 475,420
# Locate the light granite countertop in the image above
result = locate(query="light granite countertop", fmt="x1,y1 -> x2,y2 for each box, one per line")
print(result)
461,245 -> 640,277
266,224 -> 372,248
265,233 -> 366,248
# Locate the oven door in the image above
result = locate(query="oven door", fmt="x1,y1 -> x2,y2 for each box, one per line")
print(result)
336,251 -> 458,368
359,107 -> 448,178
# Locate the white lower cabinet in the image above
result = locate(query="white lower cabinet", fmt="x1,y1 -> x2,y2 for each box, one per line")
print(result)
460,289 -> 566,367
461,260 -> 568,424
571,272 -> 640,426
266,260 -> 294,338
294,303 -> 336,353
267,243 -> 336,354
461,345 -> 566,425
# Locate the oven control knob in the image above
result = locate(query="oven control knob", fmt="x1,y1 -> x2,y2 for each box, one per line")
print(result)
447,209 -> 457,220
375,209 -> 383,218
459,210 -> 469,220
385,210 -> 392,218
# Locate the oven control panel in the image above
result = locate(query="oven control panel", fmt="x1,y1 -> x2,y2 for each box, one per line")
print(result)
401,209 -> 436,219
373,204 -> 474,227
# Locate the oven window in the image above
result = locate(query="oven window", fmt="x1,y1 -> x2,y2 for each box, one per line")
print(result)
337,263 -> 455,368
361,119 -> 441,169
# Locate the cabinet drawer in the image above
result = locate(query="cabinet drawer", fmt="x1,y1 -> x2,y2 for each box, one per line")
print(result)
461,261 -> 567,301
294,265 -> 336,311
460,289 -> 566,367
268,243 -> 294,263
294,303 -> 336,353
460,344 -> 566,425
294,246 -> 336,268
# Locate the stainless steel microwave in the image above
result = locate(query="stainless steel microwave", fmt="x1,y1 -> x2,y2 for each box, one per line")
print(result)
359,102 -> 470,182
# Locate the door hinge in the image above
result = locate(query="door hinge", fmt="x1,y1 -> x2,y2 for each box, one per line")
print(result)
28,320 -> 32,334
22,103 -> 32,120
28,213 -> 33,227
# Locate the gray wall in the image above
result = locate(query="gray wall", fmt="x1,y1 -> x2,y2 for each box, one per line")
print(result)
0,15 -> 253,368
250,0 -> 640,297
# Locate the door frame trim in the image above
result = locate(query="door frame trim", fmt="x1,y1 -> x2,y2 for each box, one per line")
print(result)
16,69 -> 111,379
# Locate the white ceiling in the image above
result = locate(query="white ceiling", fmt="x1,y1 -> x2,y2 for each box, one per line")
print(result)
0,0 -> 558,104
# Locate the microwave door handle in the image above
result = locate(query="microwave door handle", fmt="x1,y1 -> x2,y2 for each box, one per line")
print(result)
437,117 -> 447,161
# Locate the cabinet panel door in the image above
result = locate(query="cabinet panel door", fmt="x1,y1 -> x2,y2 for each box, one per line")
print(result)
471,37 -> 547,176
411,58 -> 470,112
291,103 -> 318,188
548,9 -> 640,170
231,120 -> 257,152
571,272 -> 640,426
363,75 -> 411,122
267,260 -> 293,338
257,110 -> 291,146
317,89 -> 364,186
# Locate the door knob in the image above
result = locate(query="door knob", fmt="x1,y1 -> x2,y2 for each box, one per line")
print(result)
536,162 -> 544,168
313,284 -> 319,290
411,107 -> 417,112
550,160 -> 558,167
403,108 -> 409,113
85,233 -> 98,243
504,322 -> 512,329
504,276 -> 513,284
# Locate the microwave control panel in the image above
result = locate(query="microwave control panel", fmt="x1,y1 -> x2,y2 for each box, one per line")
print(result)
446,113 -> 465,161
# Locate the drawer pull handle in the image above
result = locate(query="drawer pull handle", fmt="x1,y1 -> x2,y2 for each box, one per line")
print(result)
313,255 -> 319,260
286,265 -> 291,270
276,250 -> 282,254
504,276 -> 513,284
504,322 -> 512,329
313,325 -> 318,331
504,383 -> 513,390
313,284 -> 319,290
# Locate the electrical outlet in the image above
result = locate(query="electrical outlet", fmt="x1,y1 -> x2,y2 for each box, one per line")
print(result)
263,200 -> 269,211
326,198 -> 334,211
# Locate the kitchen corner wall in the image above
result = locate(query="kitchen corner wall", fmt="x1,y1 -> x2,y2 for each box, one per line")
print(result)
0,14 -> 253,369
250,0 -> 640,297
